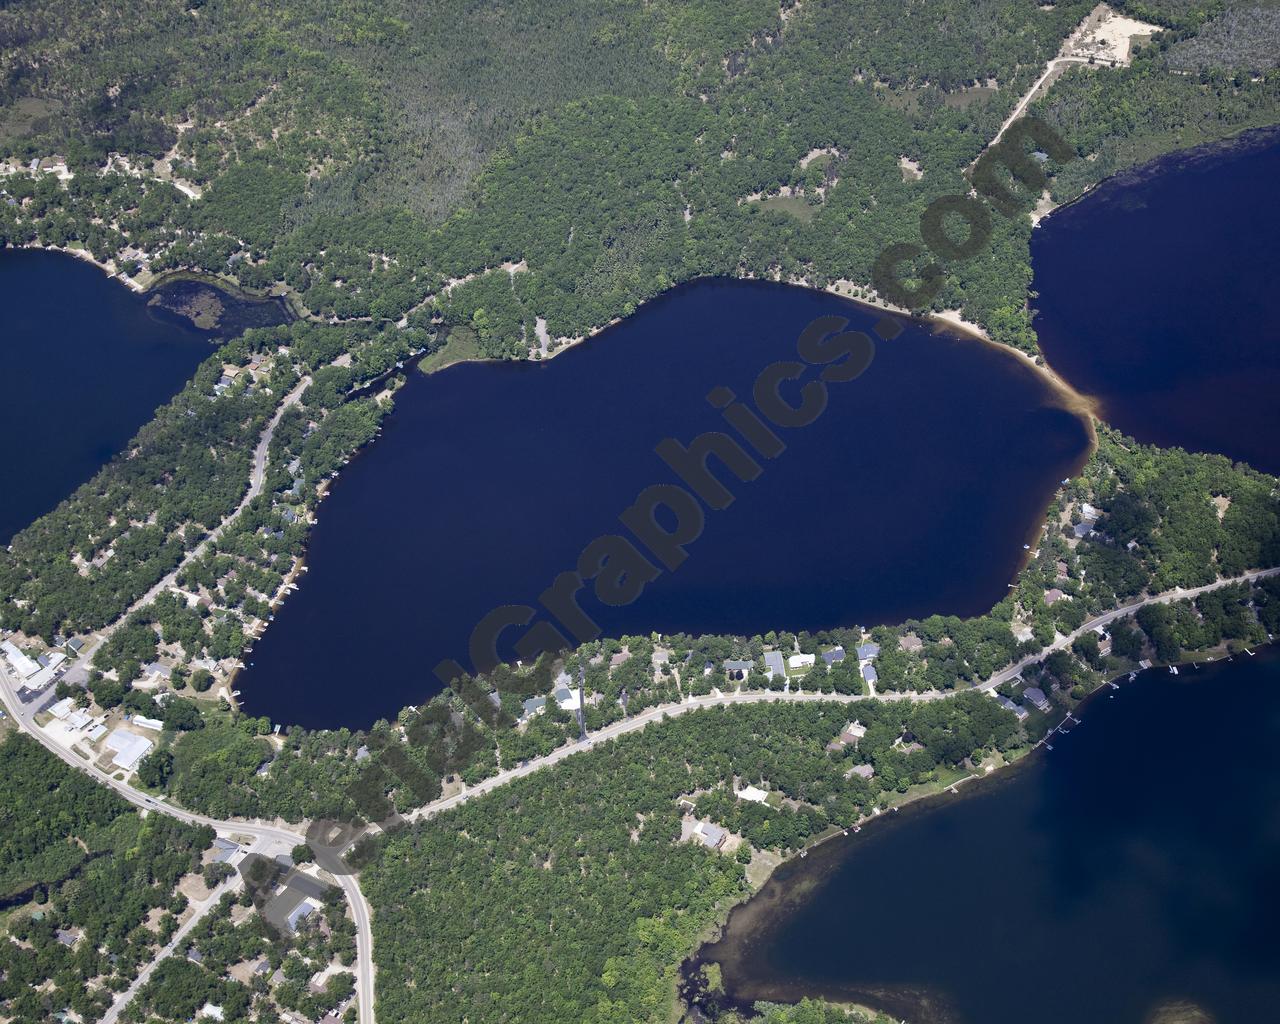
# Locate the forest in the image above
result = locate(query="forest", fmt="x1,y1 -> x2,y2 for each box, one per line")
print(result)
361,697 -> 1018,1024
4,0 -> 1274,365
0,735 -> 213,1024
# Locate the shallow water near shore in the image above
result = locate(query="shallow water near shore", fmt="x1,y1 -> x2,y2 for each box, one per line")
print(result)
237,278 -> 1091,729
689,649 -> 1280,1024
1032,128 -> 1280,474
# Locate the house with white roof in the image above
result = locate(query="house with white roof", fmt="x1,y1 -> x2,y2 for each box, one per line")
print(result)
104,728 -> 153,771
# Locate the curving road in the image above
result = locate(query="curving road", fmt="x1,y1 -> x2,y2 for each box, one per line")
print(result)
109,373 -> 312,629
4,567 -> 1275,1022
0,656 -> 378,1024
405,566 -> 1280,824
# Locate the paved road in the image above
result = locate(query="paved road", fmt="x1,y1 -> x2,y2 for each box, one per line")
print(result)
408,568 -> 1280,823
100,869 -> 246,1024
975,567 -> 1280,693
0,372 -> 381,1024
4,567 -> 1274,1019
0,657 -> 378,1024
110,373 -> 312,629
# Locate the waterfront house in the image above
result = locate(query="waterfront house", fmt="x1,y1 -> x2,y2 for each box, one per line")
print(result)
821,646 -> 846,665
857,642 -> 880,661
692,821 -> 727,850
898,633 -> 923,653
1023,687 -> 1051,712
763,651 -> 786,680
788,653 -> 816,670
724,658 -> 752,680
553,679 -> 582,712
995,694 -> 1030,721
1044,588 -> 1066,605
1072,521 -> 1094,539
520,696 -> 547,720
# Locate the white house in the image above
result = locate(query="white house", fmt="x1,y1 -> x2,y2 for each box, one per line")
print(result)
735,785 -> 769,804
104,729 -> 153,771
788,653 -> 815,670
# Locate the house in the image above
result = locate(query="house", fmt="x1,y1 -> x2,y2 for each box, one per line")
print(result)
85,723 -> 107,742
840,721 -> 867,745
691,821 -> 727,850
187,946 -> 205,965
1080,503 -> 1101,521
198,1003 -> 225,1021
762,651 -> 786,680
286,900 -> 317,933
66,637 -> 85,654
1023,687 -> 1051,712
520,696 -> 547,720
821,646 -> 845,665
652,647 -> 670,667
552,673 -> 582,712
847,763 -> 875,780
211,838 -> 240,864
788,653 -> 815,670
898,633 -> 923,653
735,785 -> 769,804
1044,588 -> 1067,606
995,694 -> 1029,721
1,640 -> 40,679
609,649 -> 631,669
48,697 -> 76,720
56,928 -> 80,947
1094,627 -> 1112,656
1055,560 -> 1070,580
856,642 -> 880,661
1072,521 -> 1094,539
104,729 -> 153,771
132,715 -> 164,731
65,710 -> 91,730
861,664 -> 878,686
723,659 -> 752,679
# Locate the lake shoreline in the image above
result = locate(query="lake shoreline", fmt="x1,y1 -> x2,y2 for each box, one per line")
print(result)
680,639 -> 1280,1024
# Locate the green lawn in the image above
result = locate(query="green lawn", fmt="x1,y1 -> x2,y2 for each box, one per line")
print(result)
419,325 -> 485,375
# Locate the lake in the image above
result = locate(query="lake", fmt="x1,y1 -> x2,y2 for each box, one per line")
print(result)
237,279 -> 1091,729
690,649 -> 1280,1024
0,249 -> 289,543
1032,128 -> 1280,475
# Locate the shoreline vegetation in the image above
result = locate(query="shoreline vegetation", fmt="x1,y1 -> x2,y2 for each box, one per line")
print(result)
1,1 -> 1279,1021
682,649 -> 1279,1024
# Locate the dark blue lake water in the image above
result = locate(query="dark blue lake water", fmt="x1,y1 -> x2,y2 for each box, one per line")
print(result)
1033,128 -> 1280,474
694,650 -> 1280,1024
0,249 -> 288,543
238,280 -> 1090,729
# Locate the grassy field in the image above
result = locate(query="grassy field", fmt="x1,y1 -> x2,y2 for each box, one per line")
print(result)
750,194 -> 818,222
418,324 -> 485,375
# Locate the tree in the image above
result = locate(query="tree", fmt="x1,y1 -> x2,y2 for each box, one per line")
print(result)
137,749 -> 175,788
